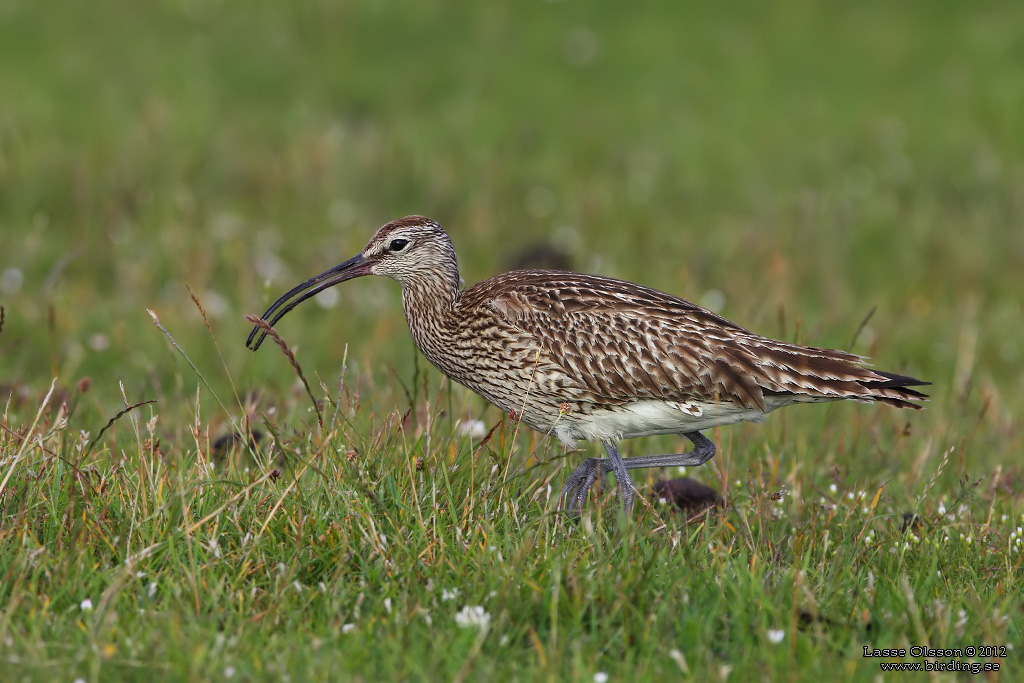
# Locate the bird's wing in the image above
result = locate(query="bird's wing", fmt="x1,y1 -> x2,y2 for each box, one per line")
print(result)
463,270 -> 923,410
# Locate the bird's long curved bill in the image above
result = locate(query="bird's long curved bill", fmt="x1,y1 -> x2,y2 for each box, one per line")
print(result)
246,253 -> 371,351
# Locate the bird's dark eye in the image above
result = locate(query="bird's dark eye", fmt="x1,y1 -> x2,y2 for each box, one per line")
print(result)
389,238 -> 410,252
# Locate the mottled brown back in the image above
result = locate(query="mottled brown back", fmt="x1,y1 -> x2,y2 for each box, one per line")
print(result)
459,270 -> 928,411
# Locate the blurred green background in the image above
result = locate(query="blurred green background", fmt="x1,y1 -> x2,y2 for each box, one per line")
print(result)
1,0 -> 1022,446
2,2 -> 1024,680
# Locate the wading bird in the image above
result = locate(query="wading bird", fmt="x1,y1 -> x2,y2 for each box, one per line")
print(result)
247,216 -> 928,515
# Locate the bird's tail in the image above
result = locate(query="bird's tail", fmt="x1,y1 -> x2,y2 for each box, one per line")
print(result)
725,337 -> 930,410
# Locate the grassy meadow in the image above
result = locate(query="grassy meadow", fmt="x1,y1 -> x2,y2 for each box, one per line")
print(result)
2,0 -> 1023,680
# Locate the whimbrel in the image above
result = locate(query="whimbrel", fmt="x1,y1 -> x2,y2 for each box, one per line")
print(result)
246,216 -> 928,515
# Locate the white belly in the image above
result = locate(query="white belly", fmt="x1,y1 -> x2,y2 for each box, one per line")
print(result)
553,395 -> 818,446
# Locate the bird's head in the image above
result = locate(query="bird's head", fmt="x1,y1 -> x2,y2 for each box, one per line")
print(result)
358,216 -> 459,284
246,215 -> 460,351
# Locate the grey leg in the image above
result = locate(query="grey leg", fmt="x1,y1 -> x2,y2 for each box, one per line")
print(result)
599,432 -> 716,471
558,432 -> 716,514
601,440 -> 635,514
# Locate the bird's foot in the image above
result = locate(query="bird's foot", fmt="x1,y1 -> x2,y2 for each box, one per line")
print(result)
558,458 -> 635,519
557,457 -> 602,519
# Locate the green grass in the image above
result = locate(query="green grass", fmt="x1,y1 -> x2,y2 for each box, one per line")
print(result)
2,0 -> 1023,680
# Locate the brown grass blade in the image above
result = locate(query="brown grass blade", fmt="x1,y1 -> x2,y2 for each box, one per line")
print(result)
84,399 -> 158,458
245,314 -> 323,430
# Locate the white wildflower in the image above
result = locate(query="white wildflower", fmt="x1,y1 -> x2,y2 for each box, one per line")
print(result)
457,420 -> 487,439
454,605 -> 491,630
767,629 -> 785,644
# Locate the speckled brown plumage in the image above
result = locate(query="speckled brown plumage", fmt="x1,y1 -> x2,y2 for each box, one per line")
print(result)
247,215 -> 929,516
